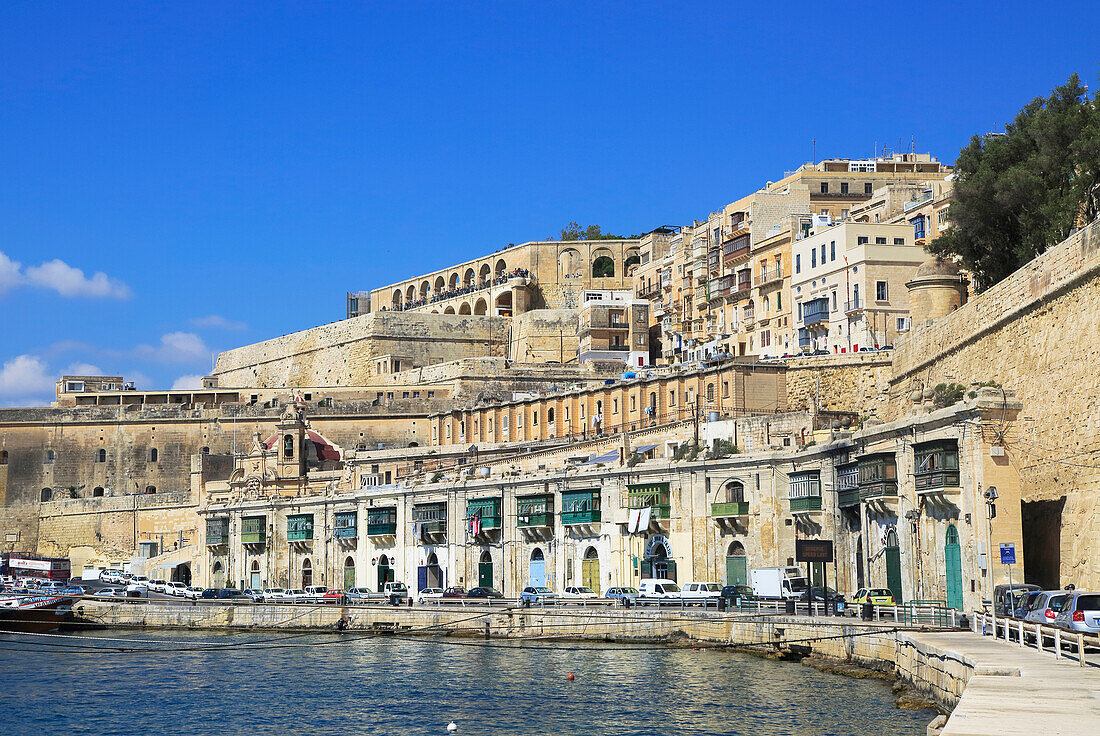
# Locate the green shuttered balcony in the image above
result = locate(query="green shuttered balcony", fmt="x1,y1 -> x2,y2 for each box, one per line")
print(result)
241,517 -> 266,545
711,501 -> 749,517
287,514 -> 314,541
789,496 -> 822,513
367,508 -> 397,536
517,495 -> 554,527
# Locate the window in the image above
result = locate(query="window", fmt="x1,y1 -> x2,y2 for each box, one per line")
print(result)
427,391 -> 435,398
875,236 -> 887,245
386,392 -> 394,400
46,449 -> 56,464
612,398 -> 619,414
722,381 -> 729,398
893,237 -> 905,245
864,182 -> 873,194
402,391 -> 409,399
876,281 -> 888,301
831,291 -> 837,311
795,254 -> 801,273
775,255 -> 782,276
820,182 -> 829,194
761,330 -> 771,347
840,182 -> 849,194
669,390 -> 675,407
857,236 -> 869,245
897,317 -> 909,331
776,290 -> 782,310
96,449 -> 106,463
149,447 -> 158,462
202,446 -> 210,454
912,215 -> 926,240
630,395 -> 636,411
820,244 -> 826,264
811,250 -> 817,268
830,241 -> 835,261
853,284 -> 860,305
532,411 -> 538,425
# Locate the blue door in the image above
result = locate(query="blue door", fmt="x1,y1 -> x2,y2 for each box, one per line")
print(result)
945,525 -> 963,610
529,550 -> 546,587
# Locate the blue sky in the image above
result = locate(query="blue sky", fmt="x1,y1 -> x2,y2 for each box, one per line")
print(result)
1,2 -> 1097,405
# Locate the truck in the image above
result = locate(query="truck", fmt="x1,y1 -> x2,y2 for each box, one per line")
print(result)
750,567 -> 809,600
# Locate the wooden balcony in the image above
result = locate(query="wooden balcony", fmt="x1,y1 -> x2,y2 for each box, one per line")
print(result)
561,509 -> 601,525
711,501 -> 749,517
789,496 -> 822,514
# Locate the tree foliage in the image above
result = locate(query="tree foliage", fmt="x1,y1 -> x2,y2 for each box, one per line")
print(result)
558,222 -> 632,241
929,74 -> 1100,290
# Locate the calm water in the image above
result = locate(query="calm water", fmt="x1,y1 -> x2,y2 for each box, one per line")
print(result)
0,630 -> 935,735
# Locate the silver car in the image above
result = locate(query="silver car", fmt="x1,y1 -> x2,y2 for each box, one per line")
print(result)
1022,591 -> 1070,625
1053,592 -> 1100,634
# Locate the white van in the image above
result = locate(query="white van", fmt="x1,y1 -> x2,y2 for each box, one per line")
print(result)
680,582 -> 722,602
638,579 -> 681,599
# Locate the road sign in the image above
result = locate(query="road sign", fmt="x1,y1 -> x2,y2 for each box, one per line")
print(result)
1000,543 -> 1016,565
796,539 -> 834,563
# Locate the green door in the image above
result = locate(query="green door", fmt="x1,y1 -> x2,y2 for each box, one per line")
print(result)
885,528 -> 903,605
725,555 -> 747,586
377,563 -> 393,591
478,561 -> 493,589
944,525 -> 963,610
343,561 -> 356,591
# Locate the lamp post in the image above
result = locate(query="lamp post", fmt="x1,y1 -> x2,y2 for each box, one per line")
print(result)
984,485 -> 998,634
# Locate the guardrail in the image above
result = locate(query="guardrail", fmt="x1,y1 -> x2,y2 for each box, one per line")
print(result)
971,611 -> 1100,667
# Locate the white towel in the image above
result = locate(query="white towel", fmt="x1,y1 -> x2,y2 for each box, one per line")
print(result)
639,507 -> 652,531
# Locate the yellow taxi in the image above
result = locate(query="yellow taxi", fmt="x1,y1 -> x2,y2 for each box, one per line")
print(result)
852,588 -> 896,606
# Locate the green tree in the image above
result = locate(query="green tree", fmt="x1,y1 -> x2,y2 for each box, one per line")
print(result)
929,73 -> 1100,290
558,223 -> 631,240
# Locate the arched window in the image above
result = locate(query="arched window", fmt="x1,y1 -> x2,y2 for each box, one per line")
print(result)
149,447 -> 158,462
93,487 -> 105,497
707,384 -> 715,401
725,480 -> 745,503
592,255 -> 615,278
547,408 -> 555,423
495,259 -> 507,278
624,250 -> 641,271
301,558 -> 313,587
40,488 -> 52,502
283,434 -> 294,458
96,449 -> 106,463
202,446 -> 210,455
46,449 -> 55,464
145,485 -> 156,494
531,547 -> 544,561
727,540 -> 746,557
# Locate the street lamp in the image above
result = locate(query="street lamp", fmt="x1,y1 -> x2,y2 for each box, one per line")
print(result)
983,486 -> 998,632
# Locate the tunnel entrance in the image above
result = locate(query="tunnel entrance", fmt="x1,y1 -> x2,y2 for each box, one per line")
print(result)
1021,497 -> 1064,589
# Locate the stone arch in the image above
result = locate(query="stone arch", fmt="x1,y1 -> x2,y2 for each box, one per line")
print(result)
474,298 -> 487,315
392,289 -> 403,309
495,291 -> 512,317
495,258 -> 507,278
558,248 -> 582,278
463,267 -> 475,286
405,284 -> 416,303
459,302 -> 472,315
145,485 -> 156,494
449,272 -> 460,290
434,275 -> 446,293
40,487 -> 52,502
93,486 -> 105,497
724,479 -> 746,503
727,540 -> 746,557
46,449 -> 56,463
444,306 -> 456,314
420,281 -> 430,300
301,557 -> 313,587
624,248 -> 641,272
431,310 -> 439,314
479,264 -> 491,284
531,547 -> 544,561
592,248 -> 615,278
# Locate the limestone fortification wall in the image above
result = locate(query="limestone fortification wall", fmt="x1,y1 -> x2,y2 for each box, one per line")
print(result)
890,220 -> 1100,588
784,353 -> 893,417
212,311 -> 509,388
509,309 -> 579,363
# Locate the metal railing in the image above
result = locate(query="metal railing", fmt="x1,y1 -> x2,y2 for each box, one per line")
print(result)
971,610 -> 1100,667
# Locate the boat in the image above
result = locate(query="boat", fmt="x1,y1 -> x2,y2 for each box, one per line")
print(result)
0,594 -> 74,633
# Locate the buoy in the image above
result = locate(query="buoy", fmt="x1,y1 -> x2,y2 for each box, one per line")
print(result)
567,672 -> 575,681
447,722 -> 458,732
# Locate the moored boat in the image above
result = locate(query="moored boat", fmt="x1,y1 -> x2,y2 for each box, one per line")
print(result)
0,594 -> 74,633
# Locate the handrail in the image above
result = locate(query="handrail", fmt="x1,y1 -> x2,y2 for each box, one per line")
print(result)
971,610 -> 1099,667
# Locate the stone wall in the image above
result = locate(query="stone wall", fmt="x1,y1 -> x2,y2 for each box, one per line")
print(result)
784,353 -> 893,417
889,220 -> 1100,589
212,311 -> 510,387
509,309 -> 579,364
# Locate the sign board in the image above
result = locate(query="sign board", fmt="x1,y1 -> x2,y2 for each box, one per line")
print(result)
796,539 -> 834,563
1000,543 -> 1016,565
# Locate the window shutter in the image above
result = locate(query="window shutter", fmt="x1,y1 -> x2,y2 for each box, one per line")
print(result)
666,559 -> 677,582
640,560 -> 652,579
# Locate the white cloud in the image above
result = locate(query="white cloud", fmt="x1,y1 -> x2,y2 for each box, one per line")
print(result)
0,354 -> 55,405
171,374 -> 205,390
63,362 -> 103,376
135,332 -> 211,363
0,252 -> 23,295
24,258 -> 131,299
190,314 -> 247,330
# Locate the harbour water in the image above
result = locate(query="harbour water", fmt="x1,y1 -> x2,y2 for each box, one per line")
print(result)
0,630 -> 936,735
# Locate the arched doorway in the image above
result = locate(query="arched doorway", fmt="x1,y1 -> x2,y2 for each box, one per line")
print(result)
250,560 -> 261,590
725,541 -> 747,587
856,535 -> 865,589
495,291 -> 512,317
212,560 -> 225,589
642,536 -> 675,581
419,552 -> 443,591
474,298 -> 487,315
377,554 -> 393,591
173,563 -> 192,586
458,302 -> 472,315
301,558 -> 313,588
343,555 -> 356,591
581,546 -> 601,594
944,525 -> 963,610
884,527 -> 902,604
478,550 -> 493,589
529,548 -> 546,587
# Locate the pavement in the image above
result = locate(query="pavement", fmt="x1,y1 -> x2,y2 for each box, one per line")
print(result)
907,630 -> 1100,735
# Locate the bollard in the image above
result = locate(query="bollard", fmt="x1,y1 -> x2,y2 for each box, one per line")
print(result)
861,602 -> 874,621
784,599 -> 795,615
1079,634 -> 1086,666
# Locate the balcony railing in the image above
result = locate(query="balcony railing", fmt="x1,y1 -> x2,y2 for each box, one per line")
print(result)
803,303 -> 830,326
789,496 -> 822,513
711,501 -> 749,517
915,470 -> 961,493
860,480 -> 898,501
562,509 -> 601,525
754,270 -> 783,287
837,487 -> 861,508
518,496 -> 555,528
845,297 -> 863,312
206,519 -> 229,546
722,240 -> 751,262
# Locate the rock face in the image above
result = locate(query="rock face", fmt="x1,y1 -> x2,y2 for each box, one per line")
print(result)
891,220 -> 1100,589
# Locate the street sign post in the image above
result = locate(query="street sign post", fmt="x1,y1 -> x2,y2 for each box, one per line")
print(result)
1000,543 -> 1016,605
796,540 -> 835,617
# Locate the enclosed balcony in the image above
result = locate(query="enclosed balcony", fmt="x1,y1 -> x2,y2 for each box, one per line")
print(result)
334,511 -> 358,540
561,490 -> 601,525
858,452 -> 898,501
788,471 -> 823,515
711,501 -> 749,517
205,518 -> 229,547
914,440 -> 961,493
367,508 -> 398,536
835,462 -> 860,508
624,482 -> 671,520
517,495 -> 555,527
802,297 -> 830,327
722,235 -> 751,264
241,516 -> 267,546
412,502 -> 447,535
465,497 -> 502,530
287,513 -> 314,542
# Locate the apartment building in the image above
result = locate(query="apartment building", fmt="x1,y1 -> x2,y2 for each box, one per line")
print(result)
791,222 -> 925,353
576,291 -> 650,367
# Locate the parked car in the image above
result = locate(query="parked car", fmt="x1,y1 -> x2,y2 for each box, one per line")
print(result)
147,578 -> 168,593
322,589 -> 347,604
1022,591 -> 1070,625
298,586 -> 328,603
1054,592 -> 1100,634
347,587 -> 376,602
242,588 -> 265,602
95,587 -> 127,597
1013,590 -> 1044,619
680,582 -> 722,603
417,588 -> 444,603
166,581 -> 188,597
720,585 -> 755,604
520,586 -> 556,605
562,586 -> 599,600
638,579 -> 681,600
201,588 -> 220,599
383,582 -> 409,603
466,586 -> 504,600
605,587 -> 640,604
807,586 -> 844,604
262,587 -> 289,601
442,586 -> 467,599
182,586 -> 205,600
285,588 -> 307,602
62,585 -> 88,596
851,588 -> 895,606
217,588 -> 245,600
993,583 -> 1040,616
